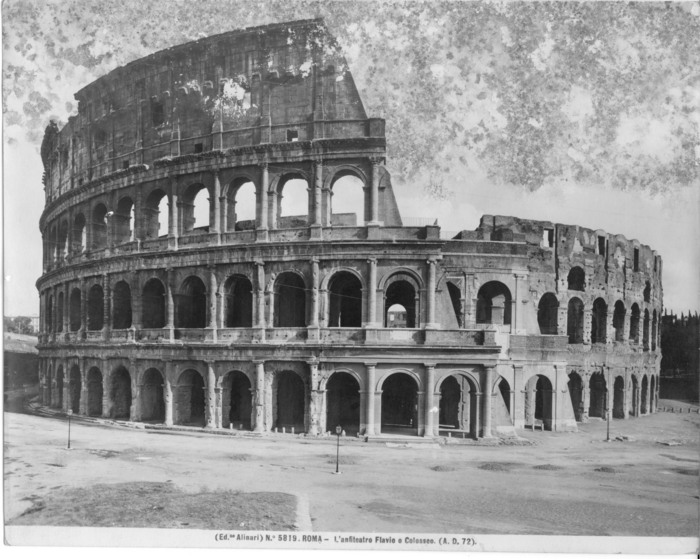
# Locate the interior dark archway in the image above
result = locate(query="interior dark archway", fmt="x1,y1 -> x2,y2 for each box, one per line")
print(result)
110,366 -> 132,419
177,370 -> 206,426
274,272 -> 306,327
176,276 -> 207,328
381,373 -> 418,435
476,281 -> 512,325
325,372 -> 361,434
568,372 -> 584,422
140,368 -> 165,422
224,275 -> 253,328
87,368 -> 103,417
385,279 -> 417,328
87,284 -> 104,331
589,372 -> 607,419
69,365 -> 81,414
274,371 -> 305,432
537,292 -> 559,335
112,281 -> 132,329
328,272 -> 362,327
222,371 -> 252,430
613,376 -> 625,419
142,278 -> 166,328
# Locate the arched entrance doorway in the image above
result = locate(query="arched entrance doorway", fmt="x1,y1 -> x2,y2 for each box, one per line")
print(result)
325,372 -> 361,434
631,376 -> 640,416
650,375 -> 656,413
87,368 -> 103,416
222,371 -> 252,430
613,376 -> 625,419
55,366 -> 64,409
69,365 -> 81,414
438,374 -> 479,438
110,366 -> 132,419
525,375 -> 553,430
568,372 -> 584,422
274,371 -> 305,432
589,372 -> 607,419
274,273 -> 307,327
177,370 -> 206,426
381,373 -> 418,435
641,375 -> 648,414
140,368 -> 165,422
384,277 -> 417,328
328,272 -> 363,327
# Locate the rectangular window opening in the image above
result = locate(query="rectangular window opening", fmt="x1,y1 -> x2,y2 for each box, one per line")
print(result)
122,160 -> 130,169
543,228 -> 554,248
597,236 -> 606,256
151,100 -> 165,127
286,130 -> 298,142
194,143 -> 203,154
634,248 -> 639,272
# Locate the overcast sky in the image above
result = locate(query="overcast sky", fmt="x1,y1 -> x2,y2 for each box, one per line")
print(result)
4,1 -> 699,317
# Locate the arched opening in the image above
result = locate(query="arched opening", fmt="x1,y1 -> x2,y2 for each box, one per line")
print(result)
140,368 -> 165,423
328,272 -> 362,327
46,295 -> 54,332
229,179 -> 257,231
69,288 -> 81,331
325,372 -> 360,434
498,378 -> 511,415
643,281 -> 651,303
641,375 -> 648,414
568,372 -> 584,422
567,267 -> 585,291
381,373 -> 418,435
447,282 -> 462,327
55,366 -> 64,409
591,298 -> 607,343
49,224 -> 57,262
114,197 -> 134,244
176,276 -> 207,328
69,365 -> 81,414
651,375 -> 656,412
223,275 -> 253,328
631,376 -> 640,417
87,284 -> 104,331
537,293 -> 559,335
330,174 -> 365,226
589,372 -> 607,419
525,375 -> 553,430
651,310 -> 658,351
177,370 -> 206,426
439,376 -> 465,434
384,277 -> 417,328
630,303 -> 640,344
87,368 -> 103,416
110,366 -> 132,419
182,183 -> 211,233
273,371 -> 305,432
72,213 -> 86,253
643,309 -> 650,350
144,189 -> 168,239
56,291 -> 64,332
57,219 -> 69,260
476,281 -> 512,325
142,278 -> 166,328
112,281 -> 132,329
91,203 -> 109,250
278,176 -> 309,227
613,376 -> 625,419
222,371 -> 252,430
613,301 -> 625,342
274,272 -> 306,327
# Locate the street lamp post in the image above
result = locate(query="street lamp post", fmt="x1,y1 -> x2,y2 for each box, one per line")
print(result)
334,424 -> 341,474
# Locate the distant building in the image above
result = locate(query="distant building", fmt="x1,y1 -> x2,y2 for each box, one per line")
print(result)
660,312 -> 699,401
4,333 -> 39,390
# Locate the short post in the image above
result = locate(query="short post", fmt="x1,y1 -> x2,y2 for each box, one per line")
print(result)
334,424 -> 341,475
67,409 -> 72,449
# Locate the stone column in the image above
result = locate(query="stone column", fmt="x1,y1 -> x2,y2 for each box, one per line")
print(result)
425,259 -> 438,329
605,308 -> 614,344
63,282 -> 70,335
165,268 -> 175,340
102,358 -> 113,418
622,367 -> 629,419
215,387 -> 223,428
168,190 -> 179,250
582,373 -> 591,422
62,359 -> 70,413
211,170 -> 221,235
309,258 -> 320,331
513,365 -> 524,429
368,158 -> 380,225
308,360 -> 322,436
258,163 -> 269,240
164,361 -> 174,426
514,273 -> 527,334
79,277 -> 87,339
364,363 -> 377,436
424,363 -> 436,437
482,366 -> 495,438
102,273 -> 111,339
366,258 -> 377,327
51,286 -> 58,337
622,312 -> 631,343
254,360 -> 265,432
583,310 -> 592,344
313,160 -> 322,226
205,361 -> 216,429
130,271 -> 142,332
208,267 -> 218,338
129,358 -> 140,421
255,261 -> 266,337
79,357 -> 88,415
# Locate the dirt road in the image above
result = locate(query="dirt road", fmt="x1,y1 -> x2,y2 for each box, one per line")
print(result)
4,403 -> 698,536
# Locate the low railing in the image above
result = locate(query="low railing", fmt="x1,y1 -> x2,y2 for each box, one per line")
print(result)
221,230 -> 256,244
321,328 -> 364,344
110,329 -> 130,341
174,328 -> 212,342
85,331 -> 103,341
217,328 -> 256,344
140,238 -> 169,251
509,335 -> 568,351
265,328 -> 307,343
178,232 -> 210,247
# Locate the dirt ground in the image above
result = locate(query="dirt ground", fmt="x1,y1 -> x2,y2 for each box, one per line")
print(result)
4,401 -> 699,536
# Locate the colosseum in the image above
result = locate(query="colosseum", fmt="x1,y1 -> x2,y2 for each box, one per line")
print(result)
36,19 -> 662,439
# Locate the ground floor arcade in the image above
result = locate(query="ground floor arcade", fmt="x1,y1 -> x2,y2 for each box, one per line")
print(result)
37,356 -> 659,437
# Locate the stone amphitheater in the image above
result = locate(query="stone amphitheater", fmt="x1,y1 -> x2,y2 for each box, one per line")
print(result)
36,19 -> 662,439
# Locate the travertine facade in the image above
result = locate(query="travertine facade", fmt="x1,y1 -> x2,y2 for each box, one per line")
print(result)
36,19 -> 661,437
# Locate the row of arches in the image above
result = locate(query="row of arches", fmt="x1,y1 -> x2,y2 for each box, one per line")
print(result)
45,173 -> 367,260
539,293 -> 659,350
564,266 -> 654,304
567,371 -> 657,421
